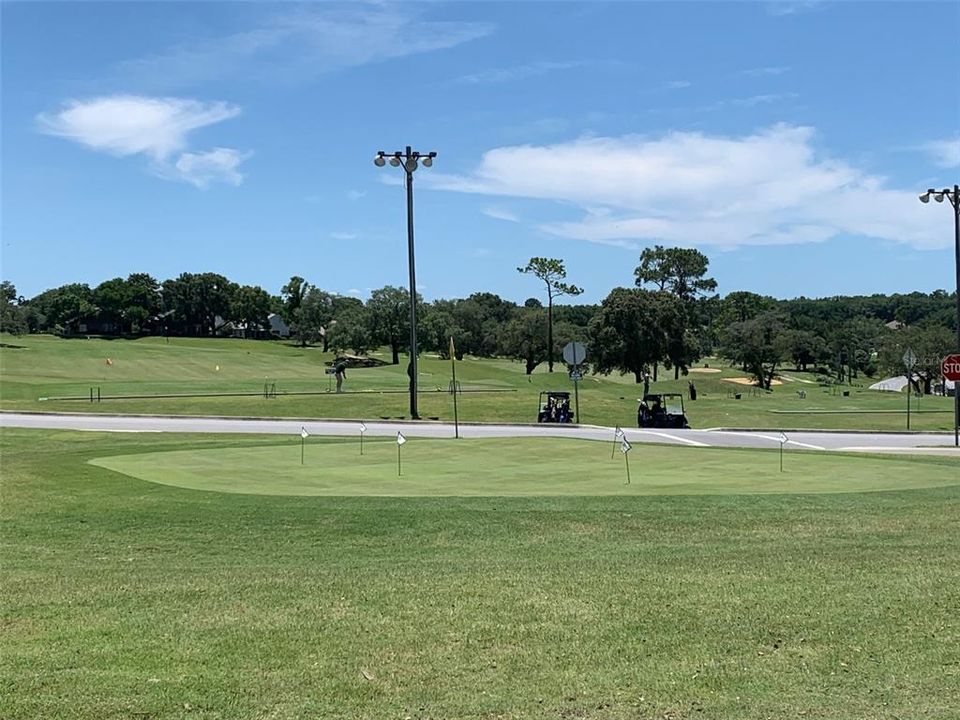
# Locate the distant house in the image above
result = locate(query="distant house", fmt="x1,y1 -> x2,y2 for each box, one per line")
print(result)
146,309 -> 175,336
885,320 -> 905,331
213,314 -> 289,339
268,313 -> 290,338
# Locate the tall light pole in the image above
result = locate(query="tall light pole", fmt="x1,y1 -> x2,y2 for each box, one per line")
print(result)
375,147 -> 436,420
919,184 -> 960,446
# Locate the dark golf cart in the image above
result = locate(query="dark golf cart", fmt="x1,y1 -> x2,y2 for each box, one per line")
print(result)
537,391 -> 574,424
637,393 -> 690,429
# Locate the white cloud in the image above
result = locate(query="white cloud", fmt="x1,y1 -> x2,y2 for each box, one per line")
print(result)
425,124 -> 948,250
37,95 -> 248,188
482,207 -> 520,222
174,148 -> 248,189
37,96 -> 239,160
347,189 -> 367,201
920,136 -> 960,168
117,5 -> 493,88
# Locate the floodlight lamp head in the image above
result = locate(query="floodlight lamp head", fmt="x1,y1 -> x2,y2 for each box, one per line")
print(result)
934,192 -> 945,203
422,156 -> 433,167
374,155 -> 386,167
919,192 -> 930,203
405,158 -> 418,172
389,156 -> 401,167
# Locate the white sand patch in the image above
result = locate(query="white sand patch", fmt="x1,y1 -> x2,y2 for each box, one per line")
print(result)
723,377 -> 784,387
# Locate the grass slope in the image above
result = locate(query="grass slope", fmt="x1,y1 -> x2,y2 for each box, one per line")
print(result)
1,333 -> 956,430
3,428 -> 959,719
89,436 -> 960,496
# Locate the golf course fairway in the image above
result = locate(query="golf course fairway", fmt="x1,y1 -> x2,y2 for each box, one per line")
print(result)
89,436 -> 960,496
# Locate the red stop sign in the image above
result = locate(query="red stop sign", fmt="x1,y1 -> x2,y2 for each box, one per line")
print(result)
942,354 -> 960,382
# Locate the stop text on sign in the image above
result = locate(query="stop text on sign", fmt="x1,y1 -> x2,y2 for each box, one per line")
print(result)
942,354 -> 960,381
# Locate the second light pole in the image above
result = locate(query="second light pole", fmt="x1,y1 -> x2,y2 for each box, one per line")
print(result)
919,184 -> 960,446
375,146 -> 436,420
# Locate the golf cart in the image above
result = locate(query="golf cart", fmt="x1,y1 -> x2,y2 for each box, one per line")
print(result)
637,393 -> 690,429
537,391 -> 574,423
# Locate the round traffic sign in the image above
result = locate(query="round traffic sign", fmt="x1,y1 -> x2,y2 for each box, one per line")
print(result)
563,341 -> 587,366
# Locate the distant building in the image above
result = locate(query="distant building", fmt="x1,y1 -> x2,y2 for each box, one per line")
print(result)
268,313 -> 290,338
885,320 -> 905,331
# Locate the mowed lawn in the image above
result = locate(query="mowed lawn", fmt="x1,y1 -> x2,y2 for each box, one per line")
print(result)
3,428 -> 959,719
1,333 -> 957,431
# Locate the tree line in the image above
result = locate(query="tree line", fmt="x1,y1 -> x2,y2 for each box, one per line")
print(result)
1,247 -> 957,393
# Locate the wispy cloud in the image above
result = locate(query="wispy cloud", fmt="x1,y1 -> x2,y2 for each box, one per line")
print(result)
482,207 -> 519,222
738,65 -> 791,77
347,189 -> 367,201
919,135 -> 960,168
330,232 -> 358,241
117,5 -> 493,89
453,60 -> 584,85
728,93 -> 798,107
173,148 -> 249,189
664,80 -> 692,89
764,1 -> 824,16
425,125 -> 948,251
37,95 -> 248,188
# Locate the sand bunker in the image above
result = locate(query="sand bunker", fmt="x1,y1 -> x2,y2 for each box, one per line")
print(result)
689,367 -> 721,374
724,376 -> 784,387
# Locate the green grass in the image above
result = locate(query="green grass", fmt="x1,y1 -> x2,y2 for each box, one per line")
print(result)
89,436 -> 960,496
1,333 -> 957,431
3,428 -> 960,719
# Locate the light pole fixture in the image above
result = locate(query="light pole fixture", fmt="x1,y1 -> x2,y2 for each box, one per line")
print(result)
374,146 -> 437,420
919,184 -> 960,446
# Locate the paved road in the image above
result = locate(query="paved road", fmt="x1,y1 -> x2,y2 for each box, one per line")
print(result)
2,412 -> 958,456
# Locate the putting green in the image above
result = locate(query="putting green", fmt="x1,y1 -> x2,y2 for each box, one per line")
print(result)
89,437 -> 960,496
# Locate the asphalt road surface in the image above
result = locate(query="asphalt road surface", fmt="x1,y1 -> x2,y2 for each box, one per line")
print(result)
2,412 -> 958,456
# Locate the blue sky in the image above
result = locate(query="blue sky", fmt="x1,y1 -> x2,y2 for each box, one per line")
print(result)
2,1 -> 958,303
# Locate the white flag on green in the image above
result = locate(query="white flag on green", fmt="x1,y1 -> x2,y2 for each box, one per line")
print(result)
778,432 -> 788,444
300,427 -> 309,439
397,432 -> 407,446
620,437 -> 632,454
615,426 -> 624,439
360,422 -> 367,433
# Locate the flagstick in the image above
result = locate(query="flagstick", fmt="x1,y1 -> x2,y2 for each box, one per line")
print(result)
397,442 -> 401,477
624,451 -> 631,485
360,427 -> 364,456
301,434 -> 305,465
780,441 -> 784,473
611,426 -> 619,459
